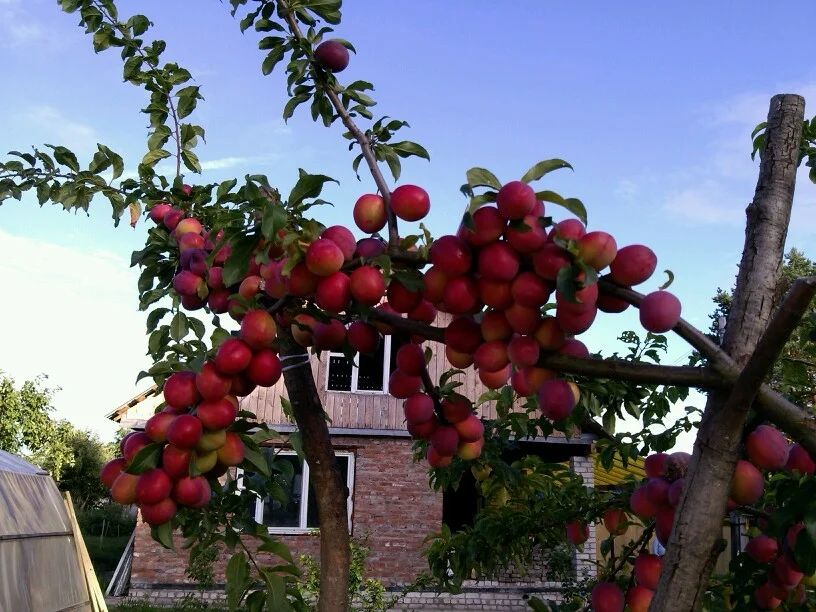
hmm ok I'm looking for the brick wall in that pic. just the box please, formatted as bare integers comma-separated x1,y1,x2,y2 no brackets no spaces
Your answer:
128,436,594,610
131,435,440,589
569,455,597,581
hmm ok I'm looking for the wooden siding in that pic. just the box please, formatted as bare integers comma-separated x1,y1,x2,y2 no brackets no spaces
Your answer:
114,311,564,435
241,311,545,431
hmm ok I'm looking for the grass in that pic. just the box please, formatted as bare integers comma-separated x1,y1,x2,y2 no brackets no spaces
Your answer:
110,597,222,611
83,532,131,590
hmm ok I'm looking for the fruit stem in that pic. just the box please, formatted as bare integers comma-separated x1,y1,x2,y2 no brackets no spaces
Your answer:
278,1,400,247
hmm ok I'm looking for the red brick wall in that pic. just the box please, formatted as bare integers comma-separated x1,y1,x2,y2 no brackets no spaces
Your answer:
131,435,441,588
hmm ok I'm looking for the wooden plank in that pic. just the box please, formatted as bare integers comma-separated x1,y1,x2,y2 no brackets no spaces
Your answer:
64,491,108,612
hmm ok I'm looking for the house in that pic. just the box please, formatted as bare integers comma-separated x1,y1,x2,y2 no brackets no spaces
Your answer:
108,312,600,611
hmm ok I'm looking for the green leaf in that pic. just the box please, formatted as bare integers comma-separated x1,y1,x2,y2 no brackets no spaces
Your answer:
50,146,80,173
141,149,171,168
556,265,577,304
241,445,272,478
521,159,573,184
188,317,206,340
262,46,287,76
264,573,291,612
222,233,260,287
128,14,151,36
176,91,200,119
151,521,175,550
181,150,202,173
170,311,189,341
125,442,163,475
217,178,238,200
148,125,172,151
658,270,675,291
283,94,311,122
257,538,294,563
390,140,430,161
467,191,497,214
226,552,251,610
466,167,502,190
146,307,170,332
287,171,338,208
99,145,124,180
261,204,288,240
536,190,587,225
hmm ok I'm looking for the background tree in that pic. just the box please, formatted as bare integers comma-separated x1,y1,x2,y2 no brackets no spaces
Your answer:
0,372,73,476
34,422,117,510
709,248,816,411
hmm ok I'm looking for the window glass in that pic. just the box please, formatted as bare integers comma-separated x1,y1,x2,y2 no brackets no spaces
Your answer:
356,341,386,391
327,354,353,391
261,455,302,528
306,455,350,528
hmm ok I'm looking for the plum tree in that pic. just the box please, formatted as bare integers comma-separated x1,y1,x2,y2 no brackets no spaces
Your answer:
4,2,816,612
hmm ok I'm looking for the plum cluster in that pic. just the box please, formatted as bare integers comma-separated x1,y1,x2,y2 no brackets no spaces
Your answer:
589,431,816,611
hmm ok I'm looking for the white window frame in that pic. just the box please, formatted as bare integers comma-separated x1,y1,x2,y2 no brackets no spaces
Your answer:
325,335,393,395
238,449,355,535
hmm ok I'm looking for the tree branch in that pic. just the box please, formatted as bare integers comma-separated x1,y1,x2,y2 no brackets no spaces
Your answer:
366,307,724,388
278,2,399,246
598,277,816,456
723,276,816,414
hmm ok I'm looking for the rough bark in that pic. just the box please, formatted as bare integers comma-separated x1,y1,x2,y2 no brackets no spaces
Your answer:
650,94,805,611
278,326,350,612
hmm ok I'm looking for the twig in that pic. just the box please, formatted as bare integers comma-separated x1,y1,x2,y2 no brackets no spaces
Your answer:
603,523,655,581
278,1,400,246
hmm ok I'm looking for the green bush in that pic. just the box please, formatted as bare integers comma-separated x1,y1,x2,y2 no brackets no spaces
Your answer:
77,502,136,537
297,536,402,612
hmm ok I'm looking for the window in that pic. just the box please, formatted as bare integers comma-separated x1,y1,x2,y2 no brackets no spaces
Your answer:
239,449,355,534
326,332,409,394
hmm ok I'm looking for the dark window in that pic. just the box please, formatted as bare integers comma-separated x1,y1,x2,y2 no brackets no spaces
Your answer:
327,355,353,391
326,332,411,394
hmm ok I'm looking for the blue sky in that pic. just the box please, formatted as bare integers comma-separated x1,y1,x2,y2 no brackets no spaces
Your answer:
2,0,816,445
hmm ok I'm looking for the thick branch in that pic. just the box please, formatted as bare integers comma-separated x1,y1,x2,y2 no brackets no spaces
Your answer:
279,3,399,246
367,307,724,388
599,278,816,456
651,93,805,612
723,276,816,413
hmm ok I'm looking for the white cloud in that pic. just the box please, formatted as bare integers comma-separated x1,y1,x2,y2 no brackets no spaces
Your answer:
661,82,816,227
200,156,249,171
0,0,51,49
663,180,746,226
615,179,638,202
0,229,154,440
17,105,99,157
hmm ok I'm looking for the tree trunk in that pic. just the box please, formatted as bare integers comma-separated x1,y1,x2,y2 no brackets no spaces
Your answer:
278,326,350,612
650,94,805,611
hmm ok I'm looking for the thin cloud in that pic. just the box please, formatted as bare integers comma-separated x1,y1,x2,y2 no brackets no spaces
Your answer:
0,0,52,49
16,105,99,157
662,82,816,226
663,181,746,226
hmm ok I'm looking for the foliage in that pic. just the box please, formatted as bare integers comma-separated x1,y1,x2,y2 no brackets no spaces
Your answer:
34,423,116,509
0,372,75,476
297,536,402,611
77,502,137,537
708,248,816,411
